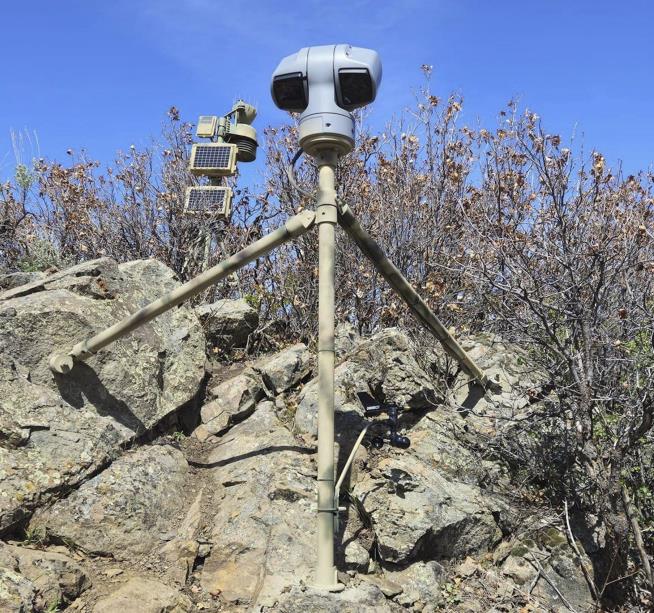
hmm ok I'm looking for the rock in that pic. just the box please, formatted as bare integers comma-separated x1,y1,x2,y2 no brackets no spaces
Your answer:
158,491,203,584
352,453,503,564
190,424,213,443
0,543,90,610
93,577,192,613
452,334,547,439
195,298,258,350
458,556,482,578
295,328,438,438
404,404,503,486
0,567,36,612
387,560,445,608
335,322,359,358
294,361,360,438
199,371,265,436
0,271,44,291
200,401,316,605
360,573,403,597
252,343,312,394
0,353,130,532
516,528,595,613
0,258,205,533
344,540,370,571
501,553,534,585
30,445,188,558
271,583,394,612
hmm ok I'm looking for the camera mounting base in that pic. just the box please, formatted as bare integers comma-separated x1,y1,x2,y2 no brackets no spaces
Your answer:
300,131,354,157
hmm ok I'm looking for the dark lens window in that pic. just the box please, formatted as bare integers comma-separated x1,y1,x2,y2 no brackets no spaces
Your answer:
272,73,307,111
338,68,373,108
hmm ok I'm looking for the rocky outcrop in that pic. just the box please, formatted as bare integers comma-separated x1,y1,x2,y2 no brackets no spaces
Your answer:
194,343,312,441
0,258,205,534
29,444,189,558
0,262,597,612
352,453,504,564
200,400,316,606
195,298,258,351
295,328,439,438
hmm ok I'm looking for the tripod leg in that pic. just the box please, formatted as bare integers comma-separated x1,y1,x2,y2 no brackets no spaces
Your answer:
49,210,316,374
337,203,490,388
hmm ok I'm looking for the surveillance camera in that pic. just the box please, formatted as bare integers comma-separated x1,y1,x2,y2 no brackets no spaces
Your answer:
271,44,382,156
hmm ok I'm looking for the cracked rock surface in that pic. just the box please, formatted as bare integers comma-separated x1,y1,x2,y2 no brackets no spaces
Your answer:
0,258,205,535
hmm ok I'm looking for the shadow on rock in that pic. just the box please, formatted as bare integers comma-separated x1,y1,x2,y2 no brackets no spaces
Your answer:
187,444,315,469
54,362,146,433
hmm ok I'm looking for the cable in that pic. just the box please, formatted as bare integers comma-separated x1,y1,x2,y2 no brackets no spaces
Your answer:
285,148,314,199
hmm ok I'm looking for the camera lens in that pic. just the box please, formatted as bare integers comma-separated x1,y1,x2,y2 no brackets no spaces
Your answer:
338,68,373,109
272,72,308,112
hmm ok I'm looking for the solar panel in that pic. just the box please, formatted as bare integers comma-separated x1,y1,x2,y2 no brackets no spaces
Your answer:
185,186,232,219
189,143,237,177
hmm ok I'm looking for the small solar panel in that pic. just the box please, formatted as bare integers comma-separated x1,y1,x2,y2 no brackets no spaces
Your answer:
189,143,237,177
185,186,232,219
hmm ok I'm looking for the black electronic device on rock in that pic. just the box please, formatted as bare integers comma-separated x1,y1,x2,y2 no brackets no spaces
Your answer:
356,391,411,449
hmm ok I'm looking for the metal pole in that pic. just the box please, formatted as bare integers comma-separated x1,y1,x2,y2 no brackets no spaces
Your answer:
49,210,316,374
338,203,491,388
314,150,342,591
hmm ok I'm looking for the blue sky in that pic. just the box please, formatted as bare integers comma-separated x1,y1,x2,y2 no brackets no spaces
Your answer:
1,1,652,186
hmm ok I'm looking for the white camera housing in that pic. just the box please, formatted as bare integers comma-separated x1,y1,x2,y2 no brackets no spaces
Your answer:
271,44,382,156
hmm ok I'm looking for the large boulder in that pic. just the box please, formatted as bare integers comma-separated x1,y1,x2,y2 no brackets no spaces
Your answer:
29,444,189,558
352,452,503,564
200,401,316,606
195,298,258,351
0,258,205,534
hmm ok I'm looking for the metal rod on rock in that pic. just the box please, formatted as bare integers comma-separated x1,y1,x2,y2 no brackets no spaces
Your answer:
337,202,490,388
49,210,316,374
